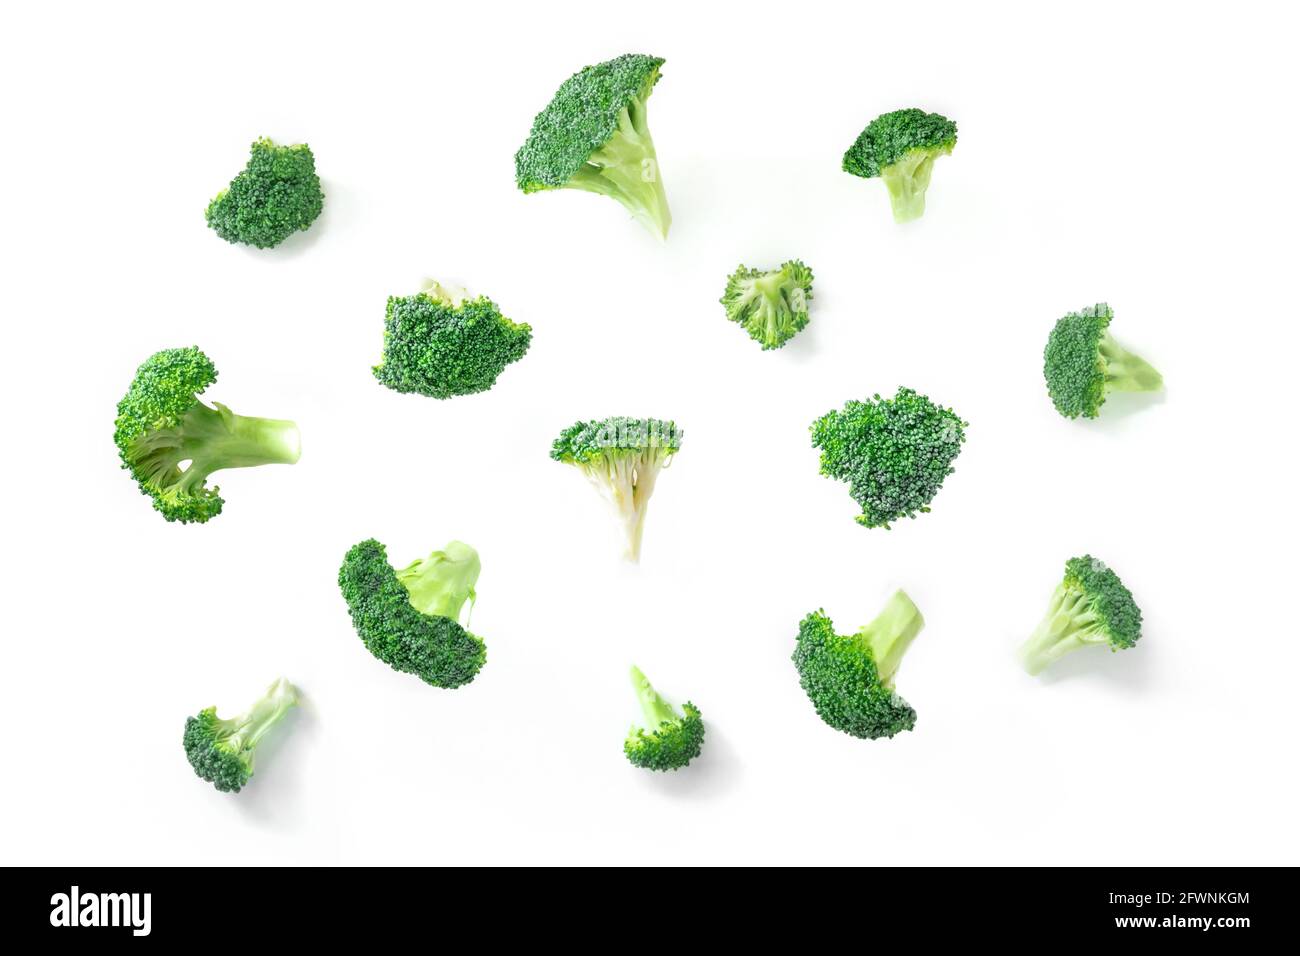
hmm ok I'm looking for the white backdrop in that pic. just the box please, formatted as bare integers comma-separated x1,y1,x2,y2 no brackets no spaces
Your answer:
3,1,1297,866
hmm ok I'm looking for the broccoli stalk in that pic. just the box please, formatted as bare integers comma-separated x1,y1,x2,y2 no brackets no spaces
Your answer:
1019,555,1143,675
395,540,480,621
183,678,299,794
624,667,705,771
550,417,682,562
879,147,944,223
566,93,671,240
1097,331,1164,393
515,54,672,240
858,589,925,686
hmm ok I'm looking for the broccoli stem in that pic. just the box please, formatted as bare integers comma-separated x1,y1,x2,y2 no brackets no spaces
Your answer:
880,148,940,223
578,449,670,562
567,98,671,239
1099,331,1164,393
630,666,676,728
144,401,299,493
855,590,925,685
226,678,299,755
1018,586,1107,675
395,542,480,621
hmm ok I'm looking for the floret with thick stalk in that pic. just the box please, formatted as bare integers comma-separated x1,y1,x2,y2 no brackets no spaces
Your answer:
842,109,957,222
624,667,704,771
183,678,299,793
720,259,814,350
113,346,300,523
1043,303,1163,419
338,538,486,689
1019,555,1143,675
515,54,672,239
794,591,925,740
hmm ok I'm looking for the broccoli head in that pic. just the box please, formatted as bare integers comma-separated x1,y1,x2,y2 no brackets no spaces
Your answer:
842,108,957,223
338,538,486,689
624,666,704,771
205,138,324,249
1019,555,1143,675
811,387,966,529
113,347,301,523
794,591,925,740
515,54,672,240
720,259,814,350
373,280,532,399
1043,303,1163,419
183,677,299,793
551,416,682,561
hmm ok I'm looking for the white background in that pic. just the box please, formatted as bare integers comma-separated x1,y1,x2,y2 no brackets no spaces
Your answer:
3,1,1297,866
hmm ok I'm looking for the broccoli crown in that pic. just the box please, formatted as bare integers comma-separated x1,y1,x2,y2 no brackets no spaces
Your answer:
183,678,298,794
1061,555,1143,648
550,416,682,463
842,108,958,180
205,138,324,249
811,387,966,529
720,259,814,350
1019,555,1143,674
515,54,664,192
624,667,705,771
338,538,486,689
793,591,924,740
113,346,300,523
1043,303,1163,419
373,281,532,399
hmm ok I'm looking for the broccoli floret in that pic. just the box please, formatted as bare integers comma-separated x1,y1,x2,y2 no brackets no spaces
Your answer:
811,387,966,529
720,259,814,350
1043,303,1163,419
183,678,299,793
338,538,486,689
113,347,301,523
794,591,925,740
624,666,704,771
515,54,672,240
842,109,957,223
373,280,532,399
205,138,324,249
550,416,682,561
1019,555,1143,675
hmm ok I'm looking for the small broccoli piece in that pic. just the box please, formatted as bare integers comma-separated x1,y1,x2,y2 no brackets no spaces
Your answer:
624,666,704,771
794,591,925,740
550,416,682,561
811,387,966,529
205,138,324,248
720,259,814,350
515,54,672,240
113,347,301,523
1043,303,1163,419
842,108,957,223
338,538,486,689
1019,555,1143,675
183,678,299,793
373,280,532,399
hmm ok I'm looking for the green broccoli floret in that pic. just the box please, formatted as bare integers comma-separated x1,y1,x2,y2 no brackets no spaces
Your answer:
811,387,966,529
205,138,324,248
183,678,299,793
373,280,532,399
794,591,925,740
1019,555,1143,675
515,54,672,240
1043,303,1163,419
338,538,486,689
624,666,704,771
720,259,814,350
842,109,957,223
550,416,683,562
113,347,301,523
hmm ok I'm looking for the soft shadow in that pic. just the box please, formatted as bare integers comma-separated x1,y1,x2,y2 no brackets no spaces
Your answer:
780,323,821,362
1090,388,1168,427
232,697,315,827
1032,638,1155,691
637,725,743,800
